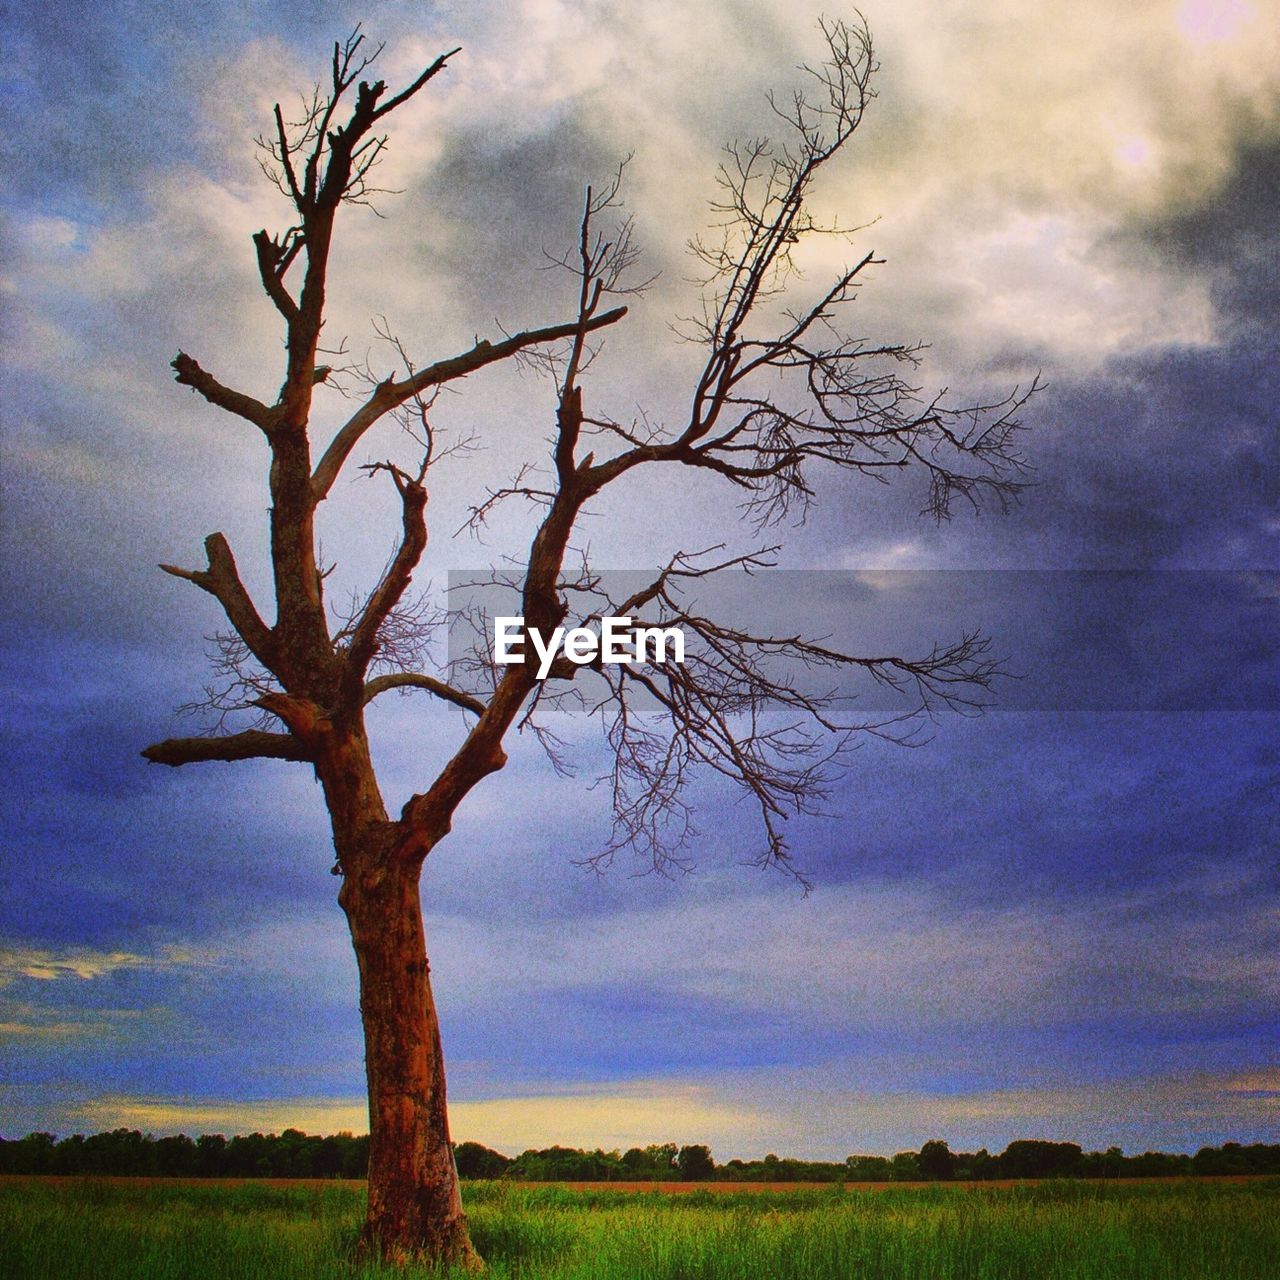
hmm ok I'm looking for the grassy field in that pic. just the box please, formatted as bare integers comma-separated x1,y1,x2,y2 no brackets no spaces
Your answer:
1,1176,1277,1279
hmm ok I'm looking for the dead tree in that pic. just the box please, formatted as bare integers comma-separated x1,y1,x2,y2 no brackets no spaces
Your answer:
144,19,1032,1268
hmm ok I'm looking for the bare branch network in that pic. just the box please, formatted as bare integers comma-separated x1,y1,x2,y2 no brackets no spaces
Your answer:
147,18,1033,885
139,18,1038,1264
447,549,1001,888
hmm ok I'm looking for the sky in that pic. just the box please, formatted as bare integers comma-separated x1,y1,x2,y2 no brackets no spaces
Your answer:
1,0,1277,1160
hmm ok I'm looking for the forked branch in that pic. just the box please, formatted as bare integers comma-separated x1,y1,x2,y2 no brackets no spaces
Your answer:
159,533,278,672
343,459,429,683
576,15,1032,527
311,308,626,501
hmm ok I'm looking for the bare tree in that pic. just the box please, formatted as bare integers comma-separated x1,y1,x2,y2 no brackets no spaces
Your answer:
144,19,1032,1268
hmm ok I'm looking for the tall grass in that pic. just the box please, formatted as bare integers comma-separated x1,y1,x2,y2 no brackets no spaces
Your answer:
1,1176,1275,1279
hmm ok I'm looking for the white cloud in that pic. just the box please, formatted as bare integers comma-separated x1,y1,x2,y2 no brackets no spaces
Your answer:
0,942,201,985
1176,0,1259,45
62,1080,760,1150
705,1064,1280,1156
452,1081,763,1153
69,1092,370,1137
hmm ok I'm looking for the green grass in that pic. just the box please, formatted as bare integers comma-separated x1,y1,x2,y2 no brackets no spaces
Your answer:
1,1177,1277,1279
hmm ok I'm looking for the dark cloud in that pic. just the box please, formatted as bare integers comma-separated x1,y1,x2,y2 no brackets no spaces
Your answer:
410,115,625,320
1129,132,1280,330
893,312,1279,572
804,710,1279,899
1008,132,1280,570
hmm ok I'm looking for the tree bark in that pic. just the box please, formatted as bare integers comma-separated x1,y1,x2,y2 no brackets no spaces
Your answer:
339,851,480,1269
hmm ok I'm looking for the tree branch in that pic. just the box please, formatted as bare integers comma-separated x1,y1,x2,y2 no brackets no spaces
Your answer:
363,672,486,716
252,229,303,325
142,730,312,767
344,462,428,681
311,307,627,501
159,533,278,672
371,48,460,122
171,352,279,434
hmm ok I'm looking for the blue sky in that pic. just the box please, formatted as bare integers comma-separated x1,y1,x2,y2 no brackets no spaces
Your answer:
1,0,1276,1159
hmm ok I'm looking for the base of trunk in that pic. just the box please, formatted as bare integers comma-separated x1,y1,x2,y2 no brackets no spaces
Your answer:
341,853,481,1271
359,1214,484,1271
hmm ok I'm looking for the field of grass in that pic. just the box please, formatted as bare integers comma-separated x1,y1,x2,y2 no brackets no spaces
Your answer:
2,1175,1277,1279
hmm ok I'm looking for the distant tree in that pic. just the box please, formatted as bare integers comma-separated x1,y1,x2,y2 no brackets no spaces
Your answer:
81,1129,155,1176
341,1134,371,1179
845,1154,892,1182
50,1133,86,1174
2,1128,1276,1182
966,1147,997,1181
154,1134,199,1176
677,1144,716,1180
506,1144,628,1181
196,1133,228,1177
453,1141,512,1180
1239,1143,1280,1175
141,17,1030,1266
315,1134,347,1178
917,1139,956,1180
1126,1150,1191,1178
14,1133,55,1174
620,1143,680,1178
999,1140,1084,1180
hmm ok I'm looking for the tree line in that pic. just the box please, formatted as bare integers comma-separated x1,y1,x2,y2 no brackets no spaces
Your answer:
2,1131,1277,1182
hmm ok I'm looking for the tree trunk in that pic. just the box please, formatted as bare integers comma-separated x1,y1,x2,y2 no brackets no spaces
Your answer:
339,857,481,1269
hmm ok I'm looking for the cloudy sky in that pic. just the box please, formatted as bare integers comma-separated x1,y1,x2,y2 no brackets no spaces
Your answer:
1,0,1276,1159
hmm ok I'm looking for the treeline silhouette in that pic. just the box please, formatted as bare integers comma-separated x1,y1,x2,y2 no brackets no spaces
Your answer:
3,1131,1278,1182
455,1139,1280,1182
0,1130,369,1179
